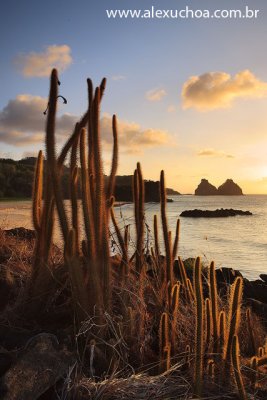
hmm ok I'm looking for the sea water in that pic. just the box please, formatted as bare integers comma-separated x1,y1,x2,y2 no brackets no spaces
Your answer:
0,195,266,280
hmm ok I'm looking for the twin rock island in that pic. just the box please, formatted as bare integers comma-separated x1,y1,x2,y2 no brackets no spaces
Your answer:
194,178,243,196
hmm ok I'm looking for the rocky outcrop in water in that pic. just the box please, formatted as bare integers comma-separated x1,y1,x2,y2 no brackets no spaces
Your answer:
180,208,252,218
195,179,218,195
195,178,243,195
195,179,243,196
217,179,243,195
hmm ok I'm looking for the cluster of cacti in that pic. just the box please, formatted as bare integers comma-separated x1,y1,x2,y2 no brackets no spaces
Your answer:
27,69,266,398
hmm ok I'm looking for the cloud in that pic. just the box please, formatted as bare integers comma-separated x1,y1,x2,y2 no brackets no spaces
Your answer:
167,105,176,113
182,70,267,111
197,148,234,158
15,45,72,77
0,96,172,154
111,75,126,81
146,88,167,102
101,114,172,154
0,94,76,146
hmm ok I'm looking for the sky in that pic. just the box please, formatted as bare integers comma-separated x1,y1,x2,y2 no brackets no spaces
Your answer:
1,0,267,193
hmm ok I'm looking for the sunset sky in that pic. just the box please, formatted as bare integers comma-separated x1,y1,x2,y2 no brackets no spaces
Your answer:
1,0,267,193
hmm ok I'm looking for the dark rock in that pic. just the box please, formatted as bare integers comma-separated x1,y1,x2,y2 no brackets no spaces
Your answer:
4,228,35,240
180,209,252,218
215,267,243,286
217,179,243,195
195,179,218,195
0,326,40,350
246,298,267,321
244,279,267,304
260,274,267,283
0,350,12,377
1,333,74,400
166,188,181,195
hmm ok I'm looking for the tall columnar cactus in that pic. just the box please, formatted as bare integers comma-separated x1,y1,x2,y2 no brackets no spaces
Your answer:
177,257,190,300
218,310,226,357
33,70,118,319
106,115,118,201
65,229,90,323
79,128,103,315
133,163,144,273
172,218,180,261
170,282,180,350
159,312,171,373
250,356,258,391
209,261,219,352
46,69,69,243
32,150,43,232
205,298,212,350
160,171,173,291
153,214,160,260
224,277,243,367
193,256,204,398
70,133,80,251
207,359,215,380
231,335,248,400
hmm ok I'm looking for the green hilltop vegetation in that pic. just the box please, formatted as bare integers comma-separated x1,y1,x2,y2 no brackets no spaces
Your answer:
0,158,180,200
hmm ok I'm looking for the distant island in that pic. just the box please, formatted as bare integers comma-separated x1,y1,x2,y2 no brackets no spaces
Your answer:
115,178,180,202
195,178,243,196
0,158,180,202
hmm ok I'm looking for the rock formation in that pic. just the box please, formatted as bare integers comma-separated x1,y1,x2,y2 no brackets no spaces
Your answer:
195,178,243,195
180,209,252,218
217,179,243,195
195,179,218,195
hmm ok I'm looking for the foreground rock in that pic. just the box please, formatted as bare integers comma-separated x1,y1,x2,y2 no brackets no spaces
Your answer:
1,333,74,400
180,208,252,218
4,227,36,240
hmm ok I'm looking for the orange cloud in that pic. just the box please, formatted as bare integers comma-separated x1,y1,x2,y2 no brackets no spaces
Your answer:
101,114,172,154
197,148,234,158
146,88,167,102
0,97,173,153
182,70,267,111
0,94,75,146
15,45,72,77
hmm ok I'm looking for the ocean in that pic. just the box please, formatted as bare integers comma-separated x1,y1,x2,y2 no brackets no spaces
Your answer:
1,195,266,280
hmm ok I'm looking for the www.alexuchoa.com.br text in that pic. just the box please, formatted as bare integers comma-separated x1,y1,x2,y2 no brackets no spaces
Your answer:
106,6,260,20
